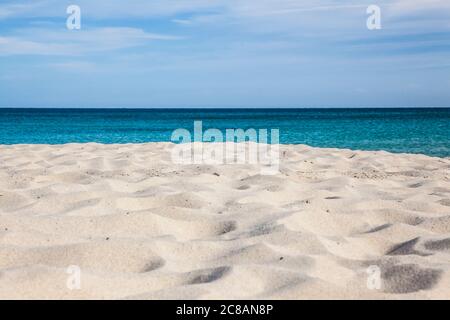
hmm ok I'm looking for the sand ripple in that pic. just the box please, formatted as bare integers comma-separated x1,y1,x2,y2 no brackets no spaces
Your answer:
0,143,449,299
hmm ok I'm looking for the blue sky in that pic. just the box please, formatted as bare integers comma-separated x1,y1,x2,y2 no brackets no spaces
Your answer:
0,0,449,108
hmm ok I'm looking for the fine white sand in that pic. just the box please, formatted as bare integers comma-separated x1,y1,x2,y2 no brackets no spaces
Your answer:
0,143,449,300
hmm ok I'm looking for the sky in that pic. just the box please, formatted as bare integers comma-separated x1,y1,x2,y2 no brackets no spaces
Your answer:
0,0,449,108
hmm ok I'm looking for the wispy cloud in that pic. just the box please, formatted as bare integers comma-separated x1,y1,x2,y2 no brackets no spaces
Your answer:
0,1,45,19
388,0,450,14
0,36,70,55
1,0,449,107
0,0,225,20
1,0,449,20
0,27,181,56
48,61,99,72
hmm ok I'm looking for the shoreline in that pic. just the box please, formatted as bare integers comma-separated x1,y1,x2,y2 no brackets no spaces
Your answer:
1,142,449,160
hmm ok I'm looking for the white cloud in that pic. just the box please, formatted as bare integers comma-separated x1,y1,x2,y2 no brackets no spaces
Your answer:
388,0,450,13
0,0,225,20
48,61,99,72
1,0,449,20
172,19,193,25
2,0,449,34
1,0,449,57
0,36,73,55
0,1,50,19
0,27,180,56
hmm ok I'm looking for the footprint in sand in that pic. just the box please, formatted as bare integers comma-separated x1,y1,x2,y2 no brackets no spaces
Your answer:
186,266,231,285
424,238,450,252
382,264,442,294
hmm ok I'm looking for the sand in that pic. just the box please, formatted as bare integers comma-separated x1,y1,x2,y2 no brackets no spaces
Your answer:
0,143,449,300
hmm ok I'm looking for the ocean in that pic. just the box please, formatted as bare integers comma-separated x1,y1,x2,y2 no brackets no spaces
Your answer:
0,108,449,157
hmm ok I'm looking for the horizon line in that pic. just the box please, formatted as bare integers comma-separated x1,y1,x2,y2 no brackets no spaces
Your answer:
1,106,450,110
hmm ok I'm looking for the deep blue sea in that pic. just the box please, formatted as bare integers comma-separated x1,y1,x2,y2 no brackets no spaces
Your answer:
0,108,449,157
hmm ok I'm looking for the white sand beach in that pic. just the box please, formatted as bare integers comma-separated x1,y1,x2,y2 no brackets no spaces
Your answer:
0,143,449,300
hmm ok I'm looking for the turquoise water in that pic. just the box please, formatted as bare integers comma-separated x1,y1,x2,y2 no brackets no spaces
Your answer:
0,108,449,157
